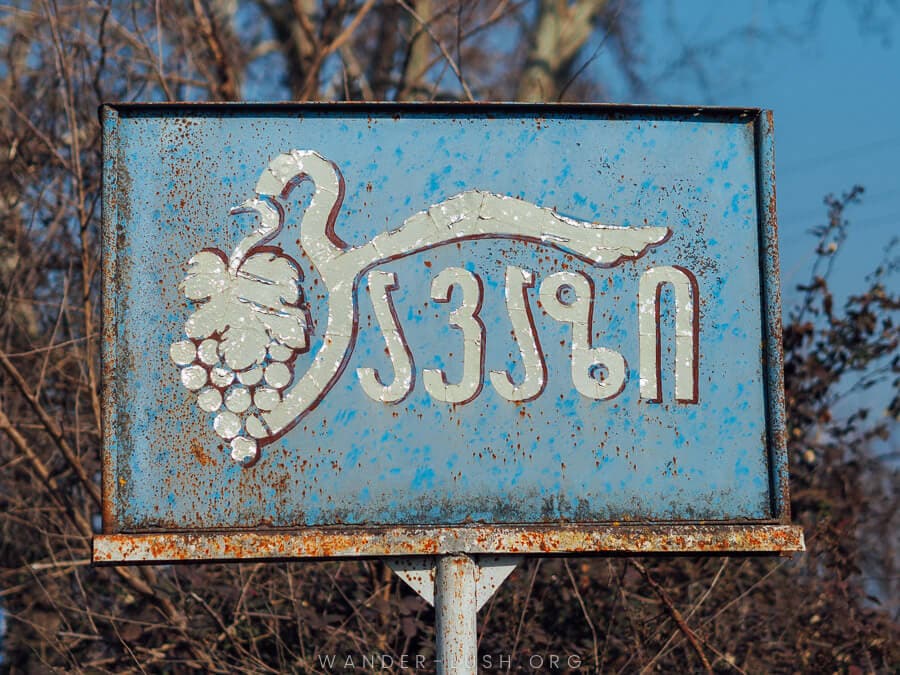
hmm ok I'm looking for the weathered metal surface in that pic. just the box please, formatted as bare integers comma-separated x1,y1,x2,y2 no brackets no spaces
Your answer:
97,103,802,561
757,110,793,520
93,524,803,562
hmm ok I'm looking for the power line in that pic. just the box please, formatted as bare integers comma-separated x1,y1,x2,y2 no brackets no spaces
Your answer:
779,186,900,223
779,135,900,174
778,210,900,247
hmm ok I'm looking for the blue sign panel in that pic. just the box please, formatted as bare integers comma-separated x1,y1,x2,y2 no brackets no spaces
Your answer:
96,104,802,562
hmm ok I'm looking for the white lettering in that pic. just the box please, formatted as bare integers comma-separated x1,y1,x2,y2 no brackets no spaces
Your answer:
540,270,626,400
357,270,415,403
350,263,699,408
638,265,699,403
423,267,485,403
490,266,546,401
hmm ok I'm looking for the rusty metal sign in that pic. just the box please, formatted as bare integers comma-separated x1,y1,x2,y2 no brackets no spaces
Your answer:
94,103,803,563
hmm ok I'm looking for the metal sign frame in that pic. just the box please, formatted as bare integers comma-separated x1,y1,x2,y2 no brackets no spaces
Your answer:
94,103,803,564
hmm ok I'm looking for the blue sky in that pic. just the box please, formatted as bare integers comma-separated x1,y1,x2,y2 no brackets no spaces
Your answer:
607,0,899,308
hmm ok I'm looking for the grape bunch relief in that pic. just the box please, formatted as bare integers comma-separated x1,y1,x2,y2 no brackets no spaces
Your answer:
171,201,308,463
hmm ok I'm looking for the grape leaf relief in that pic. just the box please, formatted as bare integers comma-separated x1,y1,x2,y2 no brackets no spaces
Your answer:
182,249,307,370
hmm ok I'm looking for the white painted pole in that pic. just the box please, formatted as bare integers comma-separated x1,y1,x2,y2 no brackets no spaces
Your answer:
435,554,478,674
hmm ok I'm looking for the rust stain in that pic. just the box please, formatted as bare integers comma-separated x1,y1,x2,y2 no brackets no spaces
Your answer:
190,437,212,466
93,524,805,564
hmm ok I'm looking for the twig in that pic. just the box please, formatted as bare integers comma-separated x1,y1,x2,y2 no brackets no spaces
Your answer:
0,92,71,170
0,406,94,537
190,591,280,673
29,558,92,571
563,559,601,673
557,0,624,101
643,559,736,672
5,334,95,357
413,0,527,90
599,560,624,671
508,559,541,671
154,0,168,99
192,0,240,100
338,44,375,100
686,558,729,622
702,559,788,625
43,0,104,432
36,269,70,400
633,560,713,674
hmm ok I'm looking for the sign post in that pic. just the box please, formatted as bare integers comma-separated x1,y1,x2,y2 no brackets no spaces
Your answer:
435,555,478,674
96,103,803,668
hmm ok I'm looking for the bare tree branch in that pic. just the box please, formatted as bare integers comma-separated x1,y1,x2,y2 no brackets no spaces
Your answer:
191,0,241,101
397,0,475,101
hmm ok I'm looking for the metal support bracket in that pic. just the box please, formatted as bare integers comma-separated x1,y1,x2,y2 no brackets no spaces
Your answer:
388,554,520,611
388,555,520,674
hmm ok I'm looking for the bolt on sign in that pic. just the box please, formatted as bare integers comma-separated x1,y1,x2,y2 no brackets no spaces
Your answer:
94,104,803,563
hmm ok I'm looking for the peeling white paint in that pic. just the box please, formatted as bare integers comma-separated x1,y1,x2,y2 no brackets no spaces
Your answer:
213,411,241,440
180,365,207,391
245,415,268,439
254,387,281,412
169,340,196,365
224,387,251,413
264,362,291,389
197,339,219,365
229,436,257,462
237,367,262,386
267,342,292,361
209,366,234,388
197,388,222,413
